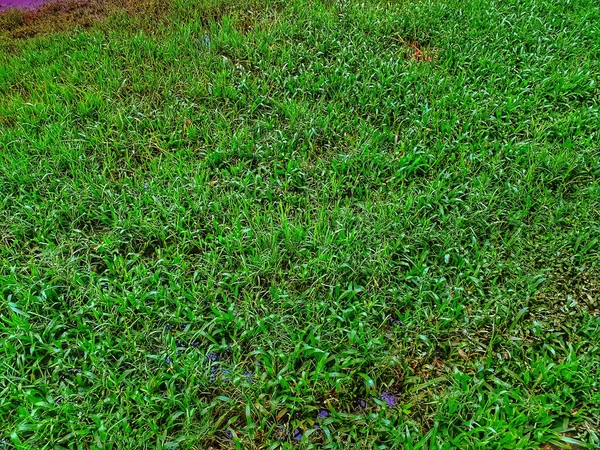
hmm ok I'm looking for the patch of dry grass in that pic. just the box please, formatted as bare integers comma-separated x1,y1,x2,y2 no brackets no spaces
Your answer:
0,0,169,38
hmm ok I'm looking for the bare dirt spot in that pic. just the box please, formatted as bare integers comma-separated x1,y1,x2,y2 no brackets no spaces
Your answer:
1,0,48,12
0,0,168,38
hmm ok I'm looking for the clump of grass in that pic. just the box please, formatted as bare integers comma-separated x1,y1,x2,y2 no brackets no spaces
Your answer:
0,0,599,448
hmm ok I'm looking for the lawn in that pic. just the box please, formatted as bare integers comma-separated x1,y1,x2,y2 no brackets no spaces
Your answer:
1,0,599,448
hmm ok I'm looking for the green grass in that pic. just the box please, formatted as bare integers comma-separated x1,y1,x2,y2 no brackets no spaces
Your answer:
1,0,600,448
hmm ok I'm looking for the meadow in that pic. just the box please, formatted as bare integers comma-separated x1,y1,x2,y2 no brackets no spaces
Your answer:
1,0,599,448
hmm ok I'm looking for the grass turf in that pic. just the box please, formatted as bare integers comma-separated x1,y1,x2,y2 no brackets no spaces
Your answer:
1,0,600,448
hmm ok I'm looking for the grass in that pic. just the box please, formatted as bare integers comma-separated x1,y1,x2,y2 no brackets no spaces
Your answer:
0,0,599,448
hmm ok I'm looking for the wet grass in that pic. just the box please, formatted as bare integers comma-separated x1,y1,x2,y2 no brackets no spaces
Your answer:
1,0,600,448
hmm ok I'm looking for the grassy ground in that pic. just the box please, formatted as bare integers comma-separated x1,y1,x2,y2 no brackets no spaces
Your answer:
1,0,600,448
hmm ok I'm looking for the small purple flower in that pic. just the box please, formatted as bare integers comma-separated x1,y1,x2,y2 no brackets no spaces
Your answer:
292,428,302,441
389,313,403,326
381,390,397,407
144,182,149,191
207,352,218,362
317,410,329,419
165,356,172,364
355,399,367,411
244,370,253,383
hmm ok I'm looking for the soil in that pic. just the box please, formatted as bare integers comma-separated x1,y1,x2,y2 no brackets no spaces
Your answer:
1,0,52,11
0,0,168,38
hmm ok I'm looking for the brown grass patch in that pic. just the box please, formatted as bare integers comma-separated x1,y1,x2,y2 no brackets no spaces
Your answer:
0,0,169,38
390,34,439,63
405,40,439,62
